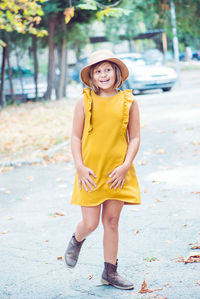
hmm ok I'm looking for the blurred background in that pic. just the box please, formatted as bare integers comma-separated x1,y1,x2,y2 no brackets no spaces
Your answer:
0,0,199,163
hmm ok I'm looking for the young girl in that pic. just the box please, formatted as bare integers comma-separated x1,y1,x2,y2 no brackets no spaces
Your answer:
65,49,141,290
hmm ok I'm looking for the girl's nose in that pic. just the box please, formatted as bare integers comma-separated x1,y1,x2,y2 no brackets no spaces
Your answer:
101,71,107,77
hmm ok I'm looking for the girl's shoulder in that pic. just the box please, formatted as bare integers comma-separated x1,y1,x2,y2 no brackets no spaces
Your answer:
82,87,91,97
123,89,136,103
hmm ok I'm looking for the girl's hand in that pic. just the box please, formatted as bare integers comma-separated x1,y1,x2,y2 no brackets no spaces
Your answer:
107,163,130,190
77,165,97,192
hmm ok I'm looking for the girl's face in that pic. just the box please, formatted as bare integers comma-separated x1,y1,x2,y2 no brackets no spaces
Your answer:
92,62,116,91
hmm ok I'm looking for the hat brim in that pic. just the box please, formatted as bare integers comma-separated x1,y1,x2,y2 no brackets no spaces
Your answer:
80,57,129,87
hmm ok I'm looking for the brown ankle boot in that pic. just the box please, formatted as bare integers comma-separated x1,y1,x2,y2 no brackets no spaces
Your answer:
101,260,134,290
64,233,85,268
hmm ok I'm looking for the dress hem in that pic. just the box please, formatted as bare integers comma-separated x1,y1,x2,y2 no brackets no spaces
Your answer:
70,197,141,207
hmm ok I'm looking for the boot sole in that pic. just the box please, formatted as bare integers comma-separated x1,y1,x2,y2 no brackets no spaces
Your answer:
64,255,77,268
101,279,134,290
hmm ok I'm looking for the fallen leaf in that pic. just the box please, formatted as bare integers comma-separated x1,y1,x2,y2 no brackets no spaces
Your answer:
139,280,154,293
0,166,13,173
166,240,172,245
4,190,11,194
156,199,163,202
57,256,63,260
144,257,159,262
192,140,200,146
0,230,9,234
155,149,166,154
189,241,199,245
152,180,160,184
56,177,63,182
135,229,140,234
43,155,50,161
88,275,93,280
177,252,200,263
8,217,14,220
55,212,65,216
185,127,193,130
27,176,34,181
183,224,188,227
191,245,200,249
190,191,200,195
137,160,147,166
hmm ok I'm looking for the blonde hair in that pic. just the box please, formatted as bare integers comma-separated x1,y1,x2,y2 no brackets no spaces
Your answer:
89,61,123,94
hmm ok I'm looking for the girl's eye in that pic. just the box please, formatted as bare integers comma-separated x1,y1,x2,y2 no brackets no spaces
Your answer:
106,68,111,72
95,70,100,74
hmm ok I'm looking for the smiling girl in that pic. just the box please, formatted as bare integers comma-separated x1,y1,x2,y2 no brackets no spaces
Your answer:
64,50,141,290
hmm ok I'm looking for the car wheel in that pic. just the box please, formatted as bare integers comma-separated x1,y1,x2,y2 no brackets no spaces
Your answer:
162,87,172,92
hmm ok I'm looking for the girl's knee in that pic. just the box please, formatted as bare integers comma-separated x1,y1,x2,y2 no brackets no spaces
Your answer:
84,220,99,233
102,215,119,231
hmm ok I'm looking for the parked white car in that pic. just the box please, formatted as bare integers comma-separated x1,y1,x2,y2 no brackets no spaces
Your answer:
3,67,47,102
117,53,178,93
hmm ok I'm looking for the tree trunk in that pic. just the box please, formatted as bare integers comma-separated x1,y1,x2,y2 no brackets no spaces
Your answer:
57,16,67,100
63,46,68,97
46,16,56,100
15,49,25,99
0,41,7,108
6,34,15,104
32,35,38,100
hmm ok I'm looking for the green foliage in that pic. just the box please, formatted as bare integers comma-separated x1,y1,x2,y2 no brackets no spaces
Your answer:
0,0,48,43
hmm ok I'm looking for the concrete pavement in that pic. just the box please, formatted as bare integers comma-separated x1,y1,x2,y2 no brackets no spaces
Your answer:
0,73,200,298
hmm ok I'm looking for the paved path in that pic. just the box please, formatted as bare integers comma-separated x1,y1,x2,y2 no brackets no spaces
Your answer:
0,73,200,298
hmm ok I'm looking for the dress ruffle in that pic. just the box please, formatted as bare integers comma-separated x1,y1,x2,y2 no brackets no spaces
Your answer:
121,89,134,135
83,87,93,133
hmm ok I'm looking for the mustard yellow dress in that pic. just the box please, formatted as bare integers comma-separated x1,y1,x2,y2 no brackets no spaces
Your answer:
71,88,141,206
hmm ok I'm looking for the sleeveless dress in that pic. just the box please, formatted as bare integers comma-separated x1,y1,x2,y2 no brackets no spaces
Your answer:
71,88,141,206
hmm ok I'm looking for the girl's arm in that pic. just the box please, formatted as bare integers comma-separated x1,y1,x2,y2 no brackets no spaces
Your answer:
71,95,96,192
107,99,140,189
123,98,140,168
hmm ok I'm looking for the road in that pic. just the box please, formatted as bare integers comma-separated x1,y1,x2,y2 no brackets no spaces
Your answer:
0,70,200,299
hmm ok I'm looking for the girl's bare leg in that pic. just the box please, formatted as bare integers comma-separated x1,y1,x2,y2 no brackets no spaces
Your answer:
75,205,101,242
102,200,124,264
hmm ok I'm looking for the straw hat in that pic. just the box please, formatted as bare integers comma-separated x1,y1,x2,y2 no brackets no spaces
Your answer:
80,49,129,87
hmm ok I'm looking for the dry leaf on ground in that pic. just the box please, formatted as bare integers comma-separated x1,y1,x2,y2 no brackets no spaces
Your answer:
57,256,63,260
55,212,65,216
190,245,200,249
88,275,93,280
0,167,14,173
190,191,200,195
139,280,154,293
144,257,159,262
155,149,166,154
177,252,200,263
152,180,160,184
0,230,9,234
0,100,74,162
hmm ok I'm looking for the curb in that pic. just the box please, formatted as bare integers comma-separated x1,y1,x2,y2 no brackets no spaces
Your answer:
0,140,70,168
